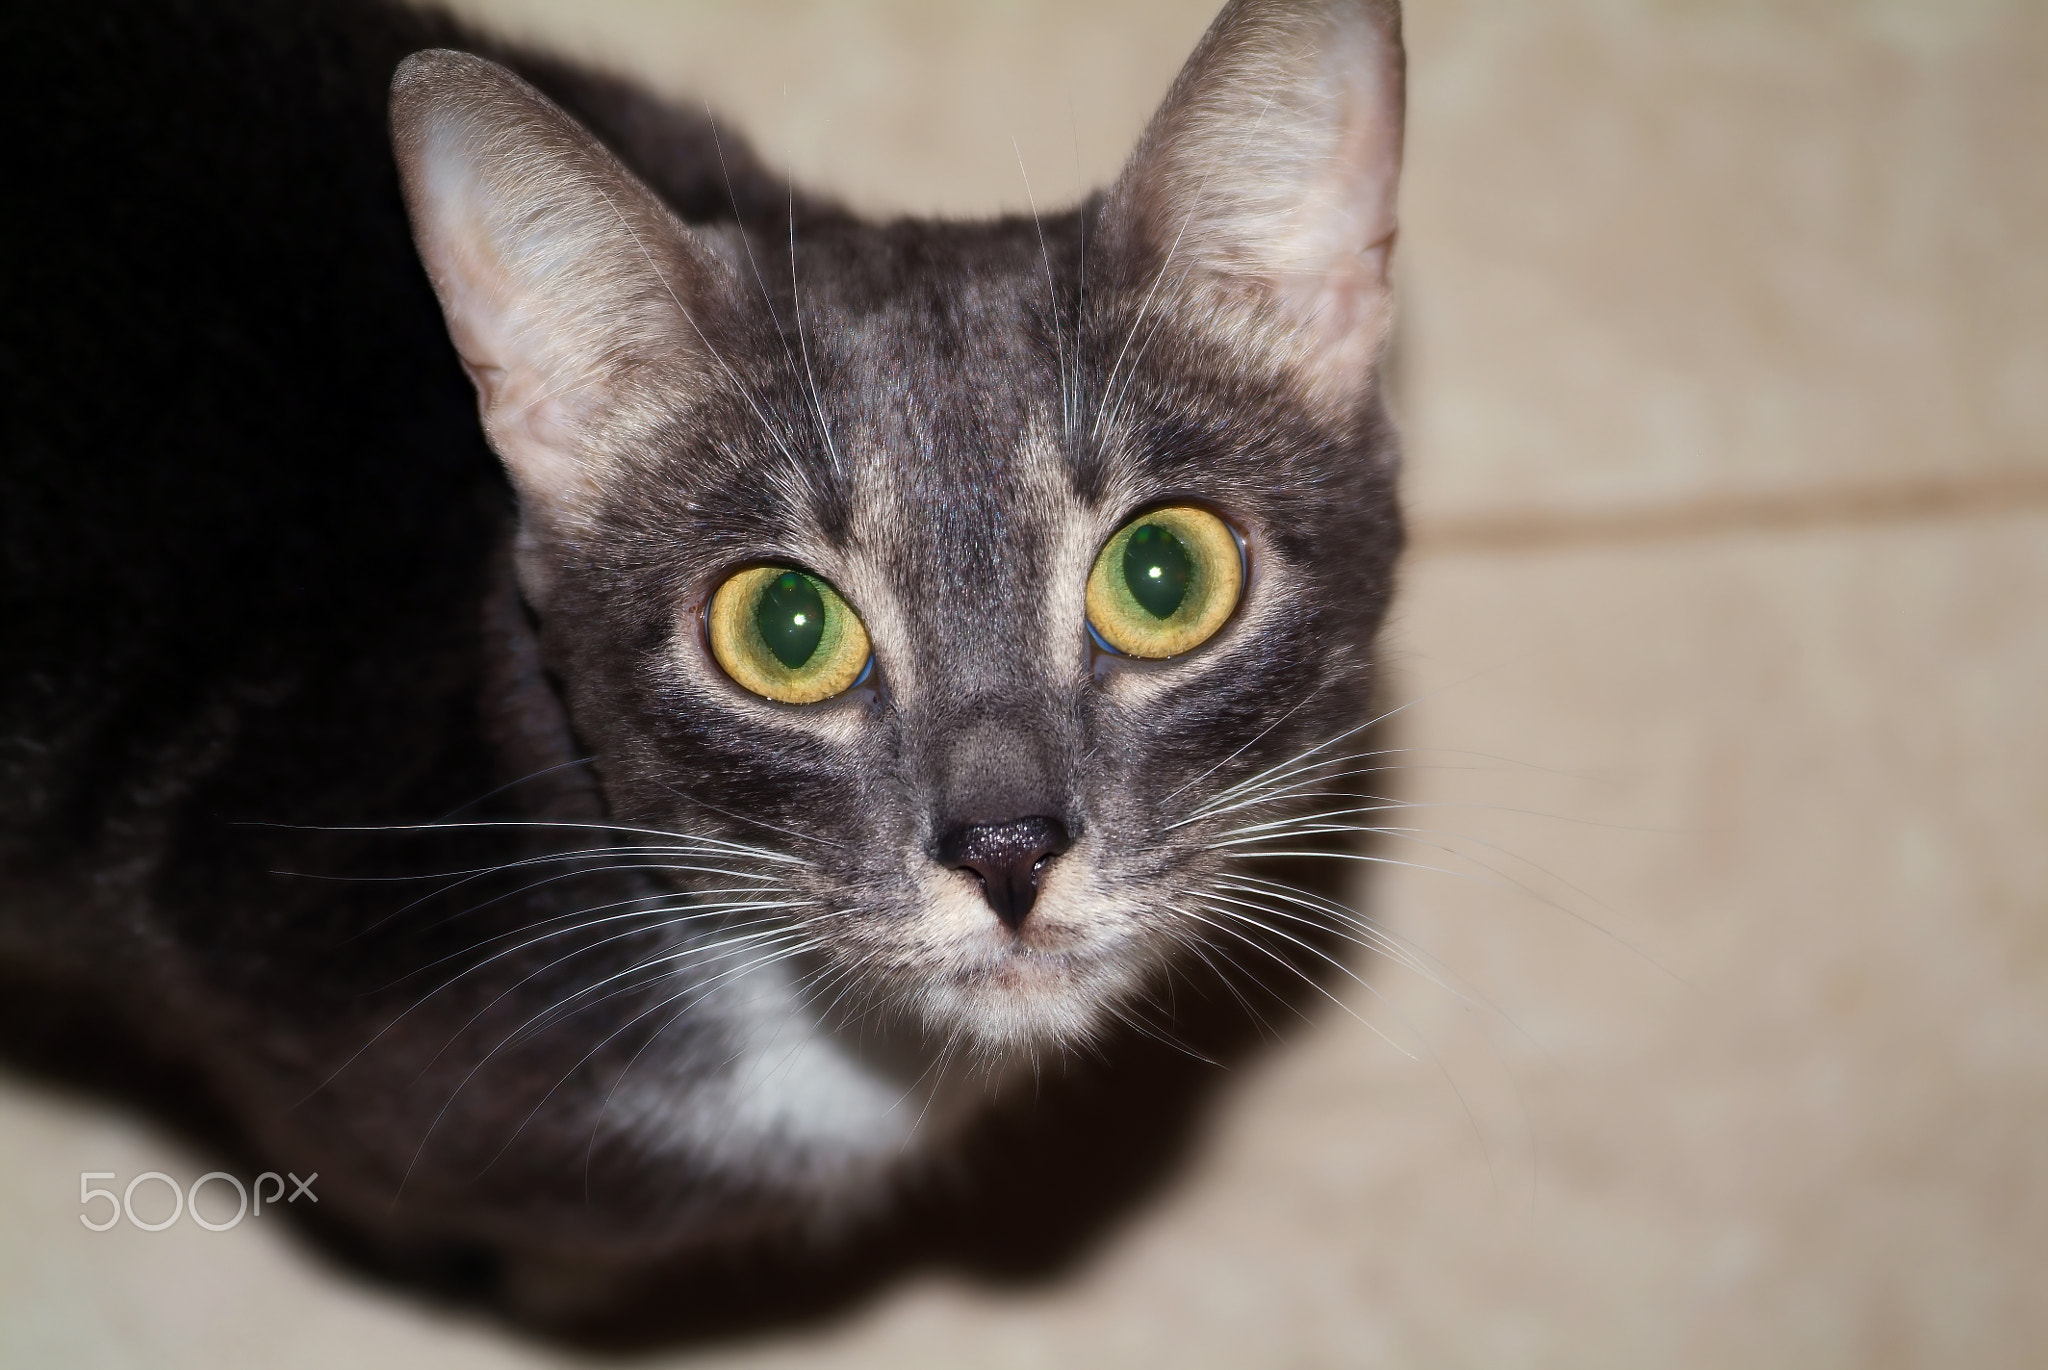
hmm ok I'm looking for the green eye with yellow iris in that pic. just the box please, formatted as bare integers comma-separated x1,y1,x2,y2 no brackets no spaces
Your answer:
1085,505,1243,658
708,567,871,704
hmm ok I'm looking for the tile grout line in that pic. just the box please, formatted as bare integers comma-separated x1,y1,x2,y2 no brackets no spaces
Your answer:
1406,467,2048,557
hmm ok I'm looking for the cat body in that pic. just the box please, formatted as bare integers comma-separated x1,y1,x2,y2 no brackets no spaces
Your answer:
2,0,1405,1312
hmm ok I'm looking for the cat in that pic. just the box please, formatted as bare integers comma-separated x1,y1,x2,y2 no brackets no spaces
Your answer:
2,0,1404,1327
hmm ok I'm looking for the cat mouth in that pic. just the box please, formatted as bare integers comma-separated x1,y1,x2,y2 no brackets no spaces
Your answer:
961,937,1093,980
919,961,1134,1051
909,919,1150,1050
842,854,1152,1046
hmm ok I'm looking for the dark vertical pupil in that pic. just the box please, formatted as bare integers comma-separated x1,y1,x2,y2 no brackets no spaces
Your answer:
1123,524,1193,619
756,572,827,668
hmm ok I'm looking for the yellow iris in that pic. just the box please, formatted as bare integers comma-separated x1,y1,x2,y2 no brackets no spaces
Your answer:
1085,505,1243,658
707,566,871,704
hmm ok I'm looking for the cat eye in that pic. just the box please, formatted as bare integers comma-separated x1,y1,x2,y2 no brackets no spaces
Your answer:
707,566,872,704
1085,505,1244,659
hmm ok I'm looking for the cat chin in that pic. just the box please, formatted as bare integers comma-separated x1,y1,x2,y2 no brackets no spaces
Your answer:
909,951,1147,1059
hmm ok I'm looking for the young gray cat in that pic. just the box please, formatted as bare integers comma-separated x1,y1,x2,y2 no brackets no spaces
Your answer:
2,0,1403,1325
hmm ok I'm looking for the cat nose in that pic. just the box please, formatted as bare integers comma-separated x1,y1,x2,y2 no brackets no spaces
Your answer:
936,816,1072,930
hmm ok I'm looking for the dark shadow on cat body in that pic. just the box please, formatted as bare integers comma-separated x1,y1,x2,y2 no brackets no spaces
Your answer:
0,836,1388,1350
1,0,1408,1346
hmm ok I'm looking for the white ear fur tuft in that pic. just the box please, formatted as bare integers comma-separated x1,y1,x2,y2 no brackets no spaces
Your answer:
1106,0,1405,407
390,51,729,521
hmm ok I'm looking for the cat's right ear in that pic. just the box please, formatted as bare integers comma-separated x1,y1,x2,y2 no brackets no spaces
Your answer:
390,51,732,536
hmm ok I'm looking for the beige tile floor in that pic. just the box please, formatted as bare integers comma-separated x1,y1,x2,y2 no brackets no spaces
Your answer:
4,1,2043,1365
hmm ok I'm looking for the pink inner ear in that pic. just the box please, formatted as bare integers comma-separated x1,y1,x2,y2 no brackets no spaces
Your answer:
406,141,600,510
426,201,519,382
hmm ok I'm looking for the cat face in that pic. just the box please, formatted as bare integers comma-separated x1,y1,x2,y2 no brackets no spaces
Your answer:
394,0,1405,1061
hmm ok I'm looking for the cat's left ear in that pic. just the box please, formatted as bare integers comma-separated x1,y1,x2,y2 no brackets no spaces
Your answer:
1102,0,1404,411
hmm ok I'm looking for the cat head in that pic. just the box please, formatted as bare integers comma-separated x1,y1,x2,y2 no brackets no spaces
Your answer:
392,0,1405,1063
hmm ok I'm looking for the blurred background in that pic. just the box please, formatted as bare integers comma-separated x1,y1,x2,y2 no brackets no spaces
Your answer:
4,0,2043,1364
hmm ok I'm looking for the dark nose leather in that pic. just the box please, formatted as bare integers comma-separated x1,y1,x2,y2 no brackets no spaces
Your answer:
936,816,1072,930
